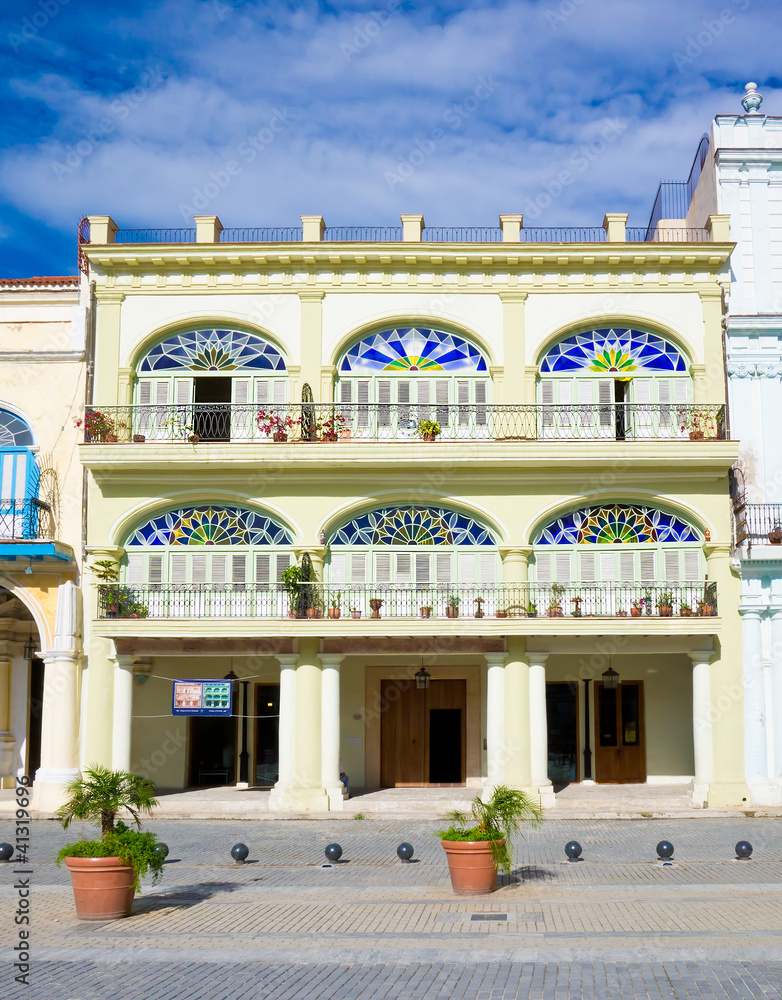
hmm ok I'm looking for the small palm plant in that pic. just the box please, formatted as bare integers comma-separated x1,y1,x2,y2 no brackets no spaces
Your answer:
437,784,543,877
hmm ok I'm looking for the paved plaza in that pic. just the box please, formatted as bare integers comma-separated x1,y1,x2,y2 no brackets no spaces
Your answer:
2,817,782,998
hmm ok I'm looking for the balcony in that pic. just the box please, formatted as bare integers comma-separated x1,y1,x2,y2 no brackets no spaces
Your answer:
97,581,718,621
734,503,782,551
0,499,55,540
81,403,728,445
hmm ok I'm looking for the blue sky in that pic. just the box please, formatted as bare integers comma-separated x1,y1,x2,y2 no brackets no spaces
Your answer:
0,0,780,277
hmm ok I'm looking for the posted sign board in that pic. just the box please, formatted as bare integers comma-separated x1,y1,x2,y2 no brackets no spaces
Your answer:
172,679,233,717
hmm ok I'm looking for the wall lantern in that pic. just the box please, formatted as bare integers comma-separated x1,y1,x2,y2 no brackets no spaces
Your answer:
23,632,36,661
414,664,430,690
601,665,620,690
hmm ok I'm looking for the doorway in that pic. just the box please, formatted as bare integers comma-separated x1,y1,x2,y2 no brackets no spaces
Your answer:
193,377,232,442
188,715,236,786
546,682,579,786
26,657,44,780
614,379,628,441
380,678,466,786
594,680,646,783
254,684,280,787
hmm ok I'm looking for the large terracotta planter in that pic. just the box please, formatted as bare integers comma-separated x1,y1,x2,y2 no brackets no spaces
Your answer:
64,856,135,920
441,839,503,895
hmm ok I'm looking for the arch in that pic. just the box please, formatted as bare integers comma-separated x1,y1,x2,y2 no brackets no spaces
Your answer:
0,409,34,448
537,325,689,375
337,325,488,375
124,504,294,547
136,327,286,375
330,504,497,546
0,577,52,649
128,318,290,374
534,503,700,545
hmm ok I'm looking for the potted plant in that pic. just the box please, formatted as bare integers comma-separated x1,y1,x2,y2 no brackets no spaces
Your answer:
644,588,653,615
656,591,674,617
547,583,565,618
769,524,782,545
420,605,433,619
418,418,441,443
132,434,146,443
350,606,362,619
495,608,508,619
328,593,341,619
368,598,383,618
679,406,715,441
630,598,644,618
473,596,484,618
526,602,538,618
56,766,164,920
281,564,303,617
616,608,628,617
437,784,543,895
75,410,126,444
571,595,582,617
317,412,346,443
256,409,300,443
446,594,460,618
680,603,692,617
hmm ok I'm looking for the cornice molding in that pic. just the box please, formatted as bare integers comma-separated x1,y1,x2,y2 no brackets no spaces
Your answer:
0,351,84,363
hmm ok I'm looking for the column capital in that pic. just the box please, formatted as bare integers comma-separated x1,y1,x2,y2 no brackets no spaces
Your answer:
110,654,136,669
689,648,715,666
319,653,343,668
276,653,300,668
39,649,80,665
484,652,507,668
527,652,549,667
298,289,325,302
498,291,528,303
704,542,731,559
499,545,533,559
739,606,766,619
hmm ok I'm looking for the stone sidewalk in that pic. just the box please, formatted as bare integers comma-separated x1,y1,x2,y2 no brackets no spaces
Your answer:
2,817,782,998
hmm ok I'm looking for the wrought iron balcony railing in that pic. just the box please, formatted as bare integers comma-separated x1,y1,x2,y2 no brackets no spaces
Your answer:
733,503,782,549
97,581,718,620
81,403,727,445
0,499,54,540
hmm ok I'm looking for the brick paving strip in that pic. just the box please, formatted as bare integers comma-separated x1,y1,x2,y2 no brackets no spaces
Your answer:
3,818,782,998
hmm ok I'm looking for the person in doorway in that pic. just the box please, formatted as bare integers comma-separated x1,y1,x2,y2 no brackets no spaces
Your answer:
340,765,350,797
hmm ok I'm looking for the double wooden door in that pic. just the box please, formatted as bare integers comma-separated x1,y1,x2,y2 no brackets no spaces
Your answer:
380,679,466,787
594,680,646,783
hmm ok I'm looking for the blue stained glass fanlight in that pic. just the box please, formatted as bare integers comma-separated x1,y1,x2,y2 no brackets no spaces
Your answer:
539,328,687,374
339,328,488,373
535,505,699,545
0,411,34,447
139,329,286,373
331,506,495,546
127,506,293,546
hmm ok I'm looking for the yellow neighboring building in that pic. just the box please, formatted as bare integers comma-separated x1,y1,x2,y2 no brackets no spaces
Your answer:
71,208,745,813
0,275,85,807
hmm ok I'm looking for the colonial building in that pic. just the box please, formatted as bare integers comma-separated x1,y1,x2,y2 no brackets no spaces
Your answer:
676,84,782,805
66,201,746,814
0,275,85,810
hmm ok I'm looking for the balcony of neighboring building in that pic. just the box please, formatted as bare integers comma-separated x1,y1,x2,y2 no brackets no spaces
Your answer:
733,503,782,558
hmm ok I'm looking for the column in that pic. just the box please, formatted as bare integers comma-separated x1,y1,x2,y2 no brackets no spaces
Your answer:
770,610,782,787
690,649,714,806
499,293,528,404
111,655,135,772
484,653,506,788
0,657,15,779
298,291,325,400
528,652,554,806
503,637,533,792
269,654,298,811
291,637,328,811
499,545,532,612
320,654,345,809
699,289,726,403
741,609,775,802
92,291,125,404
32,651,81,812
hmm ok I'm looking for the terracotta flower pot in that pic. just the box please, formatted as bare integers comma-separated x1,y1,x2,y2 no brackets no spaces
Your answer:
441,839,503,895
420,608,432,618
306,607,321,619
681,608,692,617
495,610,508,618
368,599,383,618
769,532,782,545
422,433,436,443
328,607,340,619
689,430,704,440
132,434,146,443
658,606,673,617
351,610,362,619
630,607,642,617
64,856,135,920
445,606,459,618
273,431,288,442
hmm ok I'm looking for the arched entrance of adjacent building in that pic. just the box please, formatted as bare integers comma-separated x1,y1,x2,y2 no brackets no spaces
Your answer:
0,587,43,785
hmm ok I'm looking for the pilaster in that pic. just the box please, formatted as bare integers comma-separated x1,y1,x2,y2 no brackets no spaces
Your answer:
93,292,125,405
298,291,325,401
499,292,528,404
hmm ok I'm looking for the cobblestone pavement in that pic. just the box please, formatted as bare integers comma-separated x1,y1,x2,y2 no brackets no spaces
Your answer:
2,818,782,998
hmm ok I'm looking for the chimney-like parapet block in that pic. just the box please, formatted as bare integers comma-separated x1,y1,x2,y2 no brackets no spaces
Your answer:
193,216,223,243
301,215,326,242
87,216,118,245
401,214,424,242
602,213,628,242
499,214,523,242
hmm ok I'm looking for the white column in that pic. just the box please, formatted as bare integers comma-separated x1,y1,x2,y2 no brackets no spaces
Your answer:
320,653,345,810
0,657,15,779
111,655,135,772
690,649,714,806
528,653,554,807
770,610,782,786
32,650,81,812
741,609,775,802
484,653,506,789
270,654,298,808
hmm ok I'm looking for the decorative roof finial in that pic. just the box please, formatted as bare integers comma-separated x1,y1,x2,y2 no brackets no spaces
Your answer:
741,82,763,115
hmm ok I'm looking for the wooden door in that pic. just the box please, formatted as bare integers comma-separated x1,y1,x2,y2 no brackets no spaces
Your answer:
380,679,466,787
594,681,646,783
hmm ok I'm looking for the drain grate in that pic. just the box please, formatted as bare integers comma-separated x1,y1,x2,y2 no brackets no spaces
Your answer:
471,913,507,922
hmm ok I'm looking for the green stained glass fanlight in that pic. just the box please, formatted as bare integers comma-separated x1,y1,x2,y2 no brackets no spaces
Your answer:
536,504,699,545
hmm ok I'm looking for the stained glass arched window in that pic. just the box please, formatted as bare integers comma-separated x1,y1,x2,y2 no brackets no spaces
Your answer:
0,411,34,448
339,328,488,373
123,505,294,591
532,503,702,587
328,505,499,591
139,329,286,373
540,329,687,374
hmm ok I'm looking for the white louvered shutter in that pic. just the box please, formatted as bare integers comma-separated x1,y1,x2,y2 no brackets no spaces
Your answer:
541,380,554,427
375,552,391,583
475,381,488,427
598,380,613,429
255,553,271,585
684,549,700,581
674,379,688,404
457,380,469,425
13,457,25,499
658,379,672,427
599,552,616,581
350,552,367,584
138,381,152,405
273,380,286,404
191,554,207,585
619,552,634,581
231,555,246,584
555,552,572,584
356,380,370,429
378,381,391,427
578,379,593,430
171,554,187,584
480,552,496,582
436,553,451,583
664,550,680,582
396,553,412,583
147,555,163,585
275,553,291,581
173,380,189,404
580,551,596,583
255,380,269,405
330,553,347,584
460,552,476,583
211,554,227,584
1,455,12,497
633,379,652,438
639,550,655,582
535,552,552,583
127,554,144,585
233,380,250,405
415,554,430,583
